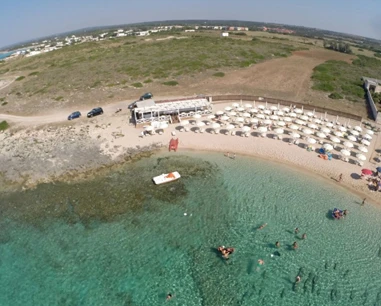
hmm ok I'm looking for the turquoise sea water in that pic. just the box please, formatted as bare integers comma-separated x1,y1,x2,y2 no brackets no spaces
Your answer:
0,151,381,305
0,52,13,60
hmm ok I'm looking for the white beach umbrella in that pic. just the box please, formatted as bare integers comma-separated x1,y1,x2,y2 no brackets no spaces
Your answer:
356,154,366,161
196,121,205,127
289,112,297,118
229,111,237,116
294,119,305,125
242,112,251,118
221,115,230,121
321,127,330,134
289,124,299,130
193,114,202,119
302,128,313,135
263,109,272,115
249,108,258,113
306,112,314,117
256,114,265,119
365,129,374,135
323,143,333,151
216,111,224,115
263,119,272,125
316,132,326,138
274,128,284,134
291,132,300,138
300,115,309,121
343,141,354,148
334,131,343,137
225,124,235,130
180,120,190,127
350,130,360,136
277,111,284,116
235,117,244,123
326,122,334,128
282,107,290,112
224,106,232,112
340,149,351,157
270,106,278,111
338,126,347,132
363,133,372,140
244,103,253,108
358,146,368,153
232,102,240,108
307,138,317,144
257,126,268,133
211,123,221,129
241,126,251,133
237,107,245,112
257,104,265,110
361,139,370,146
330,136,341,144
354,125,362,132
250,118,259,124
314,119,322,124
270,115,279,121
283,117,292,122
277,121,286,127
347,135,357,142
294,108,303,114
308,123,318,130
207,114,216,120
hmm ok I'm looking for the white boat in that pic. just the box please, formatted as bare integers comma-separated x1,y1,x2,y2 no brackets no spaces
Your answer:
153,172,181,185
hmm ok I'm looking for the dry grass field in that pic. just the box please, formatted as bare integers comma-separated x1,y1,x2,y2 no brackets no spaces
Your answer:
0,31,374,118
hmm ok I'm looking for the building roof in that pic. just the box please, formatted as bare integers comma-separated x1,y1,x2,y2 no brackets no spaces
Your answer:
134,98,210,113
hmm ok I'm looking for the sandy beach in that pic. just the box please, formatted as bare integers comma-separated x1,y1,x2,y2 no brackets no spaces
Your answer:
0,100,380,205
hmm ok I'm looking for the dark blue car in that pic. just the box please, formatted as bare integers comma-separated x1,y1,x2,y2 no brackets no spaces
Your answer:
68,111,81,120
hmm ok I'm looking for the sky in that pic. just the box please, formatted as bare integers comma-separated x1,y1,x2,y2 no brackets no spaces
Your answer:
1,0,380,48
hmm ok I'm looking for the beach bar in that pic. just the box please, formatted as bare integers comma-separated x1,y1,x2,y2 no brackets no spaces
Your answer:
131,97,212,126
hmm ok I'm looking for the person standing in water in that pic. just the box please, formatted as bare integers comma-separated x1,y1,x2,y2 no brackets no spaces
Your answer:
295,276,301,283
166,293,173,301
294,228,299,234
275,241,280,248
302,233,307,240
293,242,298,250
361,198,366,206
338,173,343,182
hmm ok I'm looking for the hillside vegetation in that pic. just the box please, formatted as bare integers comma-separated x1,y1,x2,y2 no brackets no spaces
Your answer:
2,35,298,97
311,55,381,102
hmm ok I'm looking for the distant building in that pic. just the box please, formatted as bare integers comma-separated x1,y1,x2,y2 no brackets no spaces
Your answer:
185,29,195,32
135,31,150,36
221,32,229,37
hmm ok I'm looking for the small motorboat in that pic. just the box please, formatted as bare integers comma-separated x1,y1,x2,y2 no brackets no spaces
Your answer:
153,171,181,185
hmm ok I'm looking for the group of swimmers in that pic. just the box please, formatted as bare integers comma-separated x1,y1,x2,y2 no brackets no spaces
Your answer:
217,246,235,259
259,225,306,251
332,209,348,220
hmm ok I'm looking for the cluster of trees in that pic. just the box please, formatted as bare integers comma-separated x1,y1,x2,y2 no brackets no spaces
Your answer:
323,40,353,54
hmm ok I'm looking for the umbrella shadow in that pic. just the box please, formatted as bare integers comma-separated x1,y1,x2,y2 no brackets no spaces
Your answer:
350,173,361,180
205,128,215,134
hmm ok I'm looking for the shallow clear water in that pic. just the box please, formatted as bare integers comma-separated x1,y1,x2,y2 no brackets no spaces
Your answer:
0,152,381,305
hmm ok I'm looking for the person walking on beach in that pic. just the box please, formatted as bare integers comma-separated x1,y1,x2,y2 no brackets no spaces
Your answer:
361,198,366,206
338,173,343,182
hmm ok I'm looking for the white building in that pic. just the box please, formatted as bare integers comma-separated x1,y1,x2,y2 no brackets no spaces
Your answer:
221,32,229,37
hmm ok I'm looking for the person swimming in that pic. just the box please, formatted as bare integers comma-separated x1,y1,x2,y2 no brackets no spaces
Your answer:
166,293,173,301
275,241,280,248
302,233,307,240
258,223,268,230
293,241,298,250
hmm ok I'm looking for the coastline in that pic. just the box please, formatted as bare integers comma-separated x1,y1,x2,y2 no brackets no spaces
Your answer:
0,101,380,207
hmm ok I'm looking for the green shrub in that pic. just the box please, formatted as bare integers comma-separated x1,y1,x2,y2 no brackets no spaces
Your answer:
28,71,39,76
53,96,64,101
328,92,343,99
213,72,225,77
15,76,25,81
375,53,381,58
143,79,153,83
162,80,178,86
0,120,9,130
1,102,7,106
131,82,143,88
358,48,364,51
0,68,9,74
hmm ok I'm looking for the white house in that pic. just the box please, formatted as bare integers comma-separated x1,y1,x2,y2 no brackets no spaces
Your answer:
185,29,195,32
221,32,229,37
135,31,150,36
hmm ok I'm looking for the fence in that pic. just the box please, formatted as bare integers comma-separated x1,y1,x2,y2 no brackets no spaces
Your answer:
209,95,363,122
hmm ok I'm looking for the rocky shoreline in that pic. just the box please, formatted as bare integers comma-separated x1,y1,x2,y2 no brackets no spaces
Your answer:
0,123,164,191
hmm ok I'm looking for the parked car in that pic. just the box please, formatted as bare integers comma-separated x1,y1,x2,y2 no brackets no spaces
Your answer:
68,111,81,120
87,107,104,118
139,92,153,100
